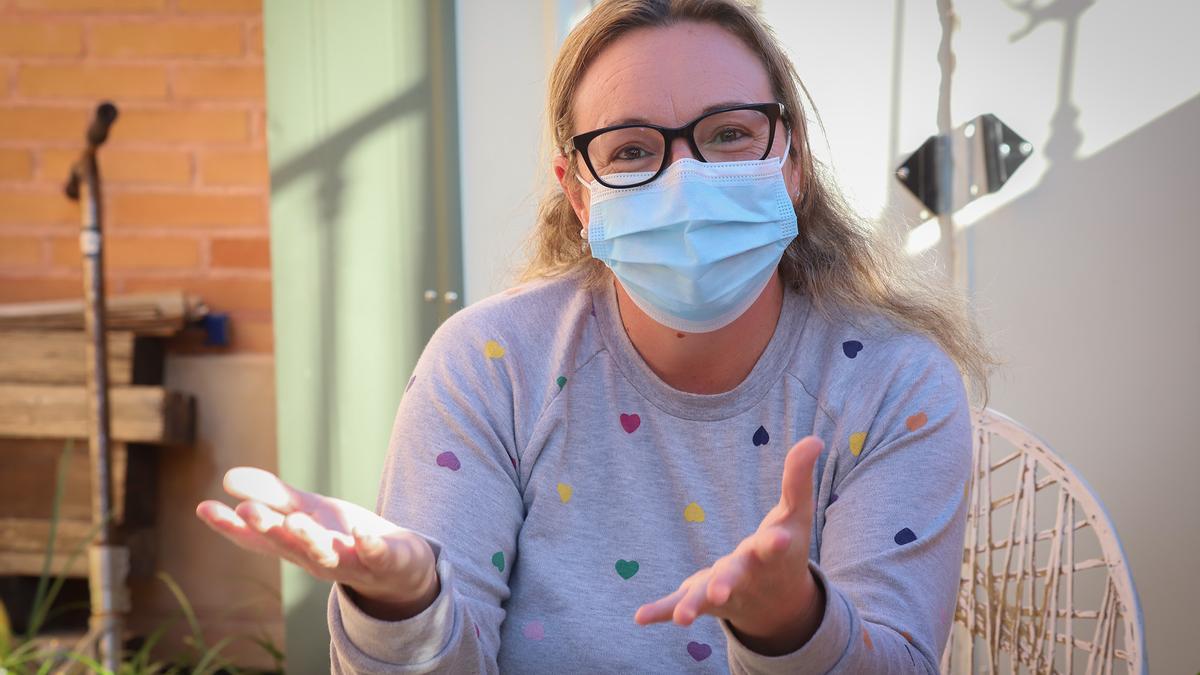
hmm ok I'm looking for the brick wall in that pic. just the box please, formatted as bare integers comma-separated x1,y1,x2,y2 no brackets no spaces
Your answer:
0,0,271,353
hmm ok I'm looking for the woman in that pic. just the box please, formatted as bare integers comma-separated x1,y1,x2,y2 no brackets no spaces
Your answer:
198,0,993,672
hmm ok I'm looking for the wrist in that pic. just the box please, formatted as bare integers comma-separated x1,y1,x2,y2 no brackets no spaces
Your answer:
346,569,440,622
730,567,825,656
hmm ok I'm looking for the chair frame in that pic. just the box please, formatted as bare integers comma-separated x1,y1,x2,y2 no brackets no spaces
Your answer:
941,408,1147,674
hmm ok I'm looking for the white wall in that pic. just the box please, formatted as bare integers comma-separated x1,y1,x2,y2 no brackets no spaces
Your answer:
455,0,598,304
456,1,1200,670
761,1,1197,671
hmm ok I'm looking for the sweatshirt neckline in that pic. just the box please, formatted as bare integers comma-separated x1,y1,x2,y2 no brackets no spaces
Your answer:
591,274,811,422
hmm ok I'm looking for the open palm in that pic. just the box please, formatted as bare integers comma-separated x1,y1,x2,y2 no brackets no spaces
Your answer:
196,467,437,615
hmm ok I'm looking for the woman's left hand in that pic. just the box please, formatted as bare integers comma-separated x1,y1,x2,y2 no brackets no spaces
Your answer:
634,435,826,656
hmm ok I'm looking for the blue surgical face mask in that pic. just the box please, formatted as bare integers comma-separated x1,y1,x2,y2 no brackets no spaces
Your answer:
582,138,798,333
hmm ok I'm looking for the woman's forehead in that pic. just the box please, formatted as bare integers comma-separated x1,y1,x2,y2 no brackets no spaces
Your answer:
574,22,775,132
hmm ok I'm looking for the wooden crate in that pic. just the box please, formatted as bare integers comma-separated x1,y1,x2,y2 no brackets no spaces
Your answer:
0,328,192,578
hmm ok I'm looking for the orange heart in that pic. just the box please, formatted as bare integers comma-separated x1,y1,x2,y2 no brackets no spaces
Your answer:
906,411,928,431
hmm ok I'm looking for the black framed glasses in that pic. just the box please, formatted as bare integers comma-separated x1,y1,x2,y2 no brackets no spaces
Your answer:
570,102,786,189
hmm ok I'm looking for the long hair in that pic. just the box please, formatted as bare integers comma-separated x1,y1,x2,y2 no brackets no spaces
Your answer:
519,0,995,403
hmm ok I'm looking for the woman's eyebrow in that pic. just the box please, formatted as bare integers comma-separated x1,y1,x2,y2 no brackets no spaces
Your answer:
597,100,753,128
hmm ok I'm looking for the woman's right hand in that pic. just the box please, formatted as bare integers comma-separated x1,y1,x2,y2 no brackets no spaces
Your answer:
195,467,439,621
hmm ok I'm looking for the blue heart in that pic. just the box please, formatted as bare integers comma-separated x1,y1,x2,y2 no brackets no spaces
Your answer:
894,527,917,545
752,425,769,447
842,340,864,358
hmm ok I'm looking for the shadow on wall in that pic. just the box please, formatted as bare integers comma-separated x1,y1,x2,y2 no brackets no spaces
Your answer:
880,0,1098,231
879,0,1199,670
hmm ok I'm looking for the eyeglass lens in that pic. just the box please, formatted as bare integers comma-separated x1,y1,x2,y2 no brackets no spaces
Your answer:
585,108,775,187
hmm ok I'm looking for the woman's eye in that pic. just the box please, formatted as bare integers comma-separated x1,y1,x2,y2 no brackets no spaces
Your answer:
614,146,650,161
713,127,747,144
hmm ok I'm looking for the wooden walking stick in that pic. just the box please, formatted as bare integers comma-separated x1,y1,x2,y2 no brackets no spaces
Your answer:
63,101,128,672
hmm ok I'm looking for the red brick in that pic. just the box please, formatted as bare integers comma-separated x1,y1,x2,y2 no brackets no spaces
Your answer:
110,108,249,143
0,107,91,141
18,64,168,100
0,236,44,266
14,0,165,10
42,147,192,186
0,276,82,303
177,0,261,12
0,21,83,57
246,19,262,56
199,148,266,186
0,149,35,181
230,316,272,353
174,65,263,100
210,236,268,268
52,235,200,269
109,192,264,228
91,21,242,58
0,189,79,225
123,277,271,312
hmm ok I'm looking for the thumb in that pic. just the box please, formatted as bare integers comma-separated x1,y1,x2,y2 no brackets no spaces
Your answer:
780,436,823,516
353,527,395,572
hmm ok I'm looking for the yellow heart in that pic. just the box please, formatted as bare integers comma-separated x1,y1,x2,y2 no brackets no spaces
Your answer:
849,431,867,457
484,340,505,359
557,482,572,503
683,502,705,523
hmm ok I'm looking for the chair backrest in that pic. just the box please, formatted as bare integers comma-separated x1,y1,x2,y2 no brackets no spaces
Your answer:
940,408,1147,674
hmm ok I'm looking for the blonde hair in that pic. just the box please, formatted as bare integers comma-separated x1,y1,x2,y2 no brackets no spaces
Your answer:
519,0,995,403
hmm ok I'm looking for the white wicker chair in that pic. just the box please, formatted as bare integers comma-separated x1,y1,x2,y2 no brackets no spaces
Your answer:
940,408,1147,674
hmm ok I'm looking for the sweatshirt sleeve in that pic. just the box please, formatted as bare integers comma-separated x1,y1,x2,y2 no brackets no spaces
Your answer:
722,339,973,674
328,312,526,674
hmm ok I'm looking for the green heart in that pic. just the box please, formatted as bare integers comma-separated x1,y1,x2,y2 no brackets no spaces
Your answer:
615,559,639,580
491,551,505,572
556,376,567,390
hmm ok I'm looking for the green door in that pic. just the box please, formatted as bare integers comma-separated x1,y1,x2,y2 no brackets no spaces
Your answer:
263,1,462,669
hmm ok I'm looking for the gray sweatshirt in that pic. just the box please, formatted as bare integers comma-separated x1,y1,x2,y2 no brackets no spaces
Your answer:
327,269,972,673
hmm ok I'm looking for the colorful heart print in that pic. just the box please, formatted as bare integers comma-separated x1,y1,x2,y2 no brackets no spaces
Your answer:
619,413,641,433
894,527,918,545
523,620,544,640
842,340,863,358
484,340,505,359
683,502,705,523
615,559,639,579
849,432,867,457
435,451,460,471
557,482,573,503
686,641,712,661
491,551,505,572
556,375,567,390
906,411,928,431
752,425,770,446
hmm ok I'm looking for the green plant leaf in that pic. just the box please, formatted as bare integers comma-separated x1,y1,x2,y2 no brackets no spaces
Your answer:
27,439,74,639
0,596,11,657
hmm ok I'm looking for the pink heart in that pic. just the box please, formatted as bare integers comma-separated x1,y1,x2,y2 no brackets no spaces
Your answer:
435,451,460,471
523,620,544,640
620,413,641,433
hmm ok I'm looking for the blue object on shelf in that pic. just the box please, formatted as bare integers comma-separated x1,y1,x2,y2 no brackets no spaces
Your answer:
200,313,231,346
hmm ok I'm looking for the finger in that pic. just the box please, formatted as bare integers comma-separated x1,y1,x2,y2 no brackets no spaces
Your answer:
223,467,318,515
750,525,794,564
285,511,348,568
634,585,689,625
196,500,283,557
673,571,714,626
779,436,823,514
707,554,749,607
353,527,395,571
236,500,286,533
